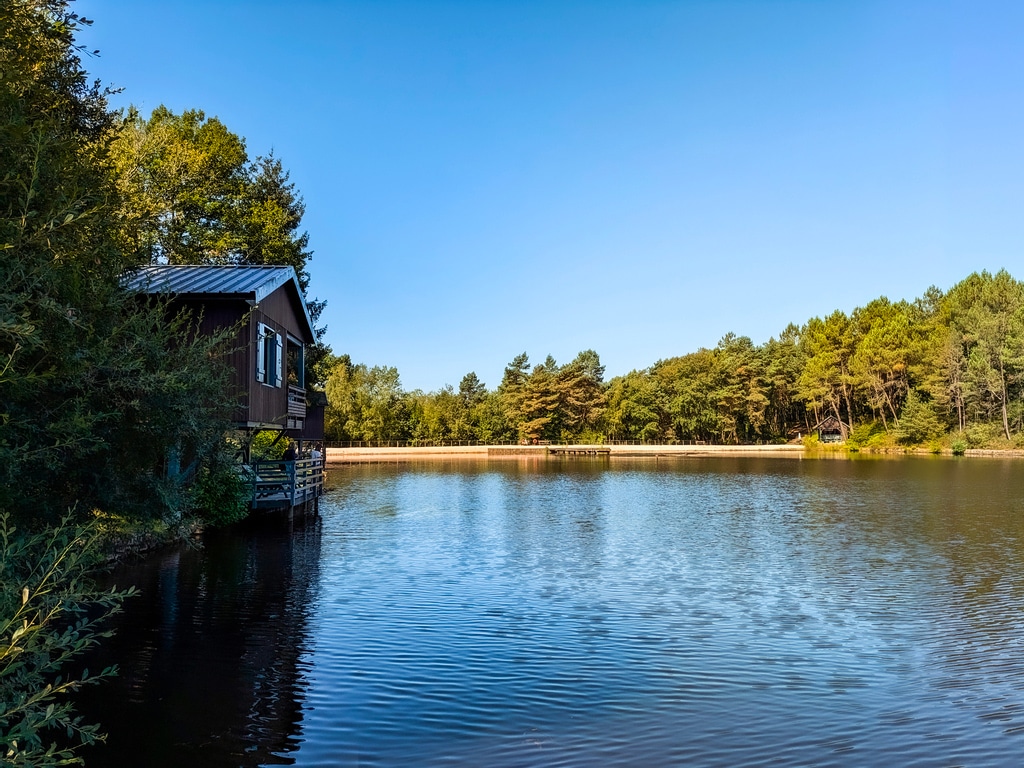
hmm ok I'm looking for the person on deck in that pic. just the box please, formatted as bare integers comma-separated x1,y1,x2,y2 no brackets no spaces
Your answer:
282,442,297,462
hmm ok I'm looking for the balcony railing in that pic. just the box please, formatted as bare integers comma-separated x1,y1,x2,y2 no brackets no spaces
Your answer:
287,385,306,418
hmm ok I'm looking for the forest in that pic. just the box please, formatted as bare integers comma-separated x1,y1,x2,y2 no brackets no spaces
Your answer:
322,269,1024,451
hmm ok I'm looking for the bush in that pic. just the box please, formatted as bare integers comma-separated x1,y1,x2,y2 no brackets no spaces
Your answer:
848,421,889,449
249,430,289,461
964,422,1004,448
0,513,134,766
952,439,967,456
575,430,606,445
191,462,250,528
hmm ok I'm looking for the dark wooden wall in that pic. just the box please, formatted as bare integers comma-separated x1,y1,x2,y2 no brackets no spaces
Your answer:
178,298,250,424
297,406,325,440
174,283,312,429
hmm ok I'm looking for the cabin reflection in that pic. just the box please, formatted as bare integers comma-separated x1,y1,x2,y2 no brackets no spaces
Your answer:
78,519,322,767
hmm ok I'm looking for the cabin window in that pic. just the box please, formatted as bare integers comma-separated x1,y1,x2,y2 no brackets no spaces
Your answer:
287,336,305,389
256,324,283,387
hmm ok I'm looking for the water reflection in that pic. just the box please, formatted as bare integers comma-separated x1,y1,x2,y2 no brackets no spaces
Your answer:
77,457,1024,767
78,517,321,767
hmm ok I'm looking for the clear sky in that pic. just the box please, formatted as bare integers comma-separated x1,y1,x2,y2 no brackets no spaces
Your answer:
76,0,1024,392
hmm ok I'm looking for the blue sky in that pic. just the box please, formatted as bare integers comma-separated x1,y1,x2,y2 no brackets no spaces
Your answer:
77,0,1024,392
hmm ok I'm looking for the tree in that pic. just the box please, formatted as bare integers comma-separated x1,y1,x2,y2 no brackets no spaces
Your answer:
323,355,361,442
237,154,312,290
605,371,663,442
111,106,249,265
895,391,943,445
498,353,531,437
944,271,1024,440
715,334,770,443
797,312,855,437
849,298,912,429
1,0,239,526
763,324,807,437
554,351,607,440
654,351,724,443
323,360,409,443
111,106,330,387
518,363,560,442
458,372,487,408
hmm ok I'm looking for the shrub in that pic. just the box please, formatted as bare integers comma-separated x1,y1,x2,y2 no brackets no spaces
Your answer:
951,439,967,456
249,430,289,461
191,462,250,528
0,513,134,766
575,430,606,445
964,422,1003,448
848,421,891,449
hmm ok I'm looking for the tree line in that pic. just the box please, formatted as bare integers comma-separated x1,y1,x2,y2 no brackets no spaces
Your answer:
322,270,1024,449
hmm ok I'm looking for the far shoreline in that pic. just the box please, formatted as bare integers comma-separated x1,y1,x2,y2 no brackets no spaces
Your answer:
325,444,1024,464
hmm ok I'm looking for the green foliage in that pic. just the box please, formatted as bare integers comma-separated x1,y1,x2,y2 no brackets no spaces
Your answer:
0,513,134,766
895,391,944,445
964,421,1005,448
951,439,967,455
850,298,912,427
605,371,663,442
190,461,249,528
110,106,249,265
1,0,280,530
848,421,888,448
249,430,288,461
324,362,409,442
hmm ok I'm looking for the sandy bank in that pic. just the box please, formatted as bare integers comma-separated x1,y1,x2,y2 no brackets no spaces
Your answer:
325,444,807,464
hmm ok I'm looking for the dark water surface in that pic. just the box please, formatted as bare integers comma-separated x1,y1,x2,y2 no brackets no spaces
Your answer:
79,456,1024,766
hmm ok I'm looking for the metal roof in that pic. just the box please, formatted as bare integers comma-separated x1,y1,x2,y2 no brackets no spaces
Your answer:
124,265,315,338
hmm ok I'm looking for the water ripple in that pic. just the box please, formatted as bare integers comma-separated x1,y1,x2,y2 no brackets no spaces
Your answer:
79,457,1024,767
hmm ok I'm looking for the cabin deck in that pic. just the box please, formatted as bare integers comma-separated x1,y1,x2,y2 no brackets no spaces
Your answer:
245,458,325,513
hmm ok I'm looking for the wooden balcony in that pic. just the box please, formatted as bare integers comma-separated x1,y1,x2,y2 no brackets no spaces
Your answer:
287,385,306,418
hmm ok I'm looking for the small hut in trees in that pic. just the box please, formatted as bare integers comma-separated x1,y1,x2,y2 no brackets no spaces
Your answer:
813,415,845,443
125,265,323,442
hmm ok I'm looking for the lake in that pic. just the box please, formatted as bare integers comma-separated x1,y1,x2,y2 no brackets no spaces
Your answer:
79,456,1024,766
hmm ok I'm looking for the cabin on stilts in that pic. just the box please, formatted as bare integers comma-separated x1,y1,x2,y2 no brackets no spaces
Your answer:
125,265,326,516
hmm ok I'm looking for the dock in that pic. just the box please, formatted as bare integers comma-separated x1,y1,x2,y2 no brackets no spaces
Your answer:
487,444,610,457
545,445,610,456
247,457,325,516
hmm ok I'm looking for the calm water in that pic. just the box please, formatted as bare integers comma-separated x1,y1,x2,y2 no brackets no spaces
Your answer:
79,456,1024,767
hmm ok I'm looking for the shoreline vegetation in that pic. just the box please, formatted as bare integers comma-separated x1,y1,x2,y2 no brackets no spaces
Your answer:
321,269,1024,455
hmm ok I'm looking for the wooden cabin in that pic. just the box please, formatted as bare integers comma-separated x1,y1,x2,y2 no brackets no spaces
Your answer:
813,415,845,443
125,265,323,441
